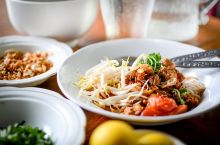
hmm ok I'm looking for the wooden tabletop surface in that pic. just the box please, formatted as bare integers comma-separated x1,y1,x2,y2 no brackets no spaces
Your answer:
1,1,220,145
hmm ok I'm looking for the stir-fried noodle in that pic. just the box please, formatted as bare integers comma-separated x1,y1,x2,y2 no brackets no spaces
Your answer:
77,53,205,116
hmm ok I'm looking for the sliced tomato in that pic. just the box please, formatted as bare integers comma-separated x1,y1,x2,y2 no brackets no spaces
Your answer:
168,105,188,115
141,94,187,116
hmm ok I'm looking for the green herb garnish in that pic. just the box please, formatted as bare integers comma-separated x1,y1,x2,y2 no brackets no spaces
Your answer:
180,88,189,96
147,53,162,72
137,53,162,72
136,53,162,72
0,122,54,145
172,89,186,105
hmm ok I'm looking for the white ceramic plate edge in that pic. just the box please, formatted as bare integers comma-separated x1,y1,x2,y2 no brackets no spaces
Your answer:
57,38,220,125
0,86,86,145
0,36,73,87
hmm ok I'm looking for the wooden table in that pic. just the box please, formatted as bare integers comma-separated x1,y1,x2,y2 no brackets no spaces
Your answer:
1,1,220,145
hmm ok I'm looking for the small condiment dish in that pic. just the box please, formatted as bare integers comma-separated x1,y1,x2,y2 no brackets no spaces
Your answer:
0,36,73,87
0,87,86,145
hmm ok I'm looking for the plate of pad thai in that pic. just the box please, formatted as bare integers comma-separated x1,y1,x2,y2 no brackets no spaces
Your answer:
58,39,220,125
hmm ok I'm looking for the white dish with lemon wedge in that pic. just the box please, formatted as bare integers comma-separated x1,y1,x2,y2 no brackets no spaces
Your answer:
89,120,185,145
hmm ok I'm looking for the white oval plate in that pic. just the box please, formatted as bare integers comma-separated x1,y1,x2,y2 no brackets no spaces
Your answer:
57,38,220,125
0,87,86,145
0,36,73,87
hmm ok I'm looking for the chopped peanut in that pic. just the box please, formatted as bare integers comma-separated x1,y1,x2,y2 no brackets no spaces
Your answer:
0,49,53,80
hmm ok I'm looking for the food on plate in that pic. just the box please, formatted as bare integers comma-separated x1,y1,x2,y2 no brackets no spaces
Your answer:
0,49,53,80
89,120,174,145
0,121,54,145
89,120,136,145
77,53,205,116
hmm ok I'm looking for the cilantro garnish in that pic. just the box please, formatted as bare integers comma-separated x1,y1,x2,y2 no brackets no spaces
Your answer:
137,53,162,72
147,53,162,72
172,88,186,105
180,88,189,96
0,121,54,145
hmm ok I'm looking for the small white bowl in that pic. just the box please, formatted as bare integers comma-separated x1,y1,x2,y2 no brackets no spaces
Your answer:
57,38,220,125
6,0,99,41
0,36,73,87
0,87,86,145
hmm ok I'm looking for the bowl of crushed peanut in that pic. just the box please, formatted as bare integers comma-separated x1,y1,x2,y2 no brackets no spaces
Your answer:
0,36,73,87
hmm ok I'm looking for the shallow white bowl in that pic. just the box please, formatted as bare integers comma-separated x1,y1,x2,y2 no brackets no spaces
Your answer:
0,87,86,145
57,39,220,125
6,0,98,41
0,36,73,87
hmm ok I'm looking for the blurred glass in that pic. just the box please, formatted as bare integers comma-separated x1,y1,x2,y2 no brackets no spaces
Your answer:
100,0,155,39
148,0,219,41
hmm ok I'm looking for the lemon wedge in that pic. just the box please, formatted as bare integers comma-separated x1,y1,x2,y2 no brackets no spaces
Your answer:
89,120,135,145
137,132,174,145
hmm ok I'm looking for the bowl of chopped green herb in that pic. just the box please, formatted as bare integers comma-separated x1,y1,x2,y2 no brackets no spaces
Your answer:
0,87,86,145
0,121,54,145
